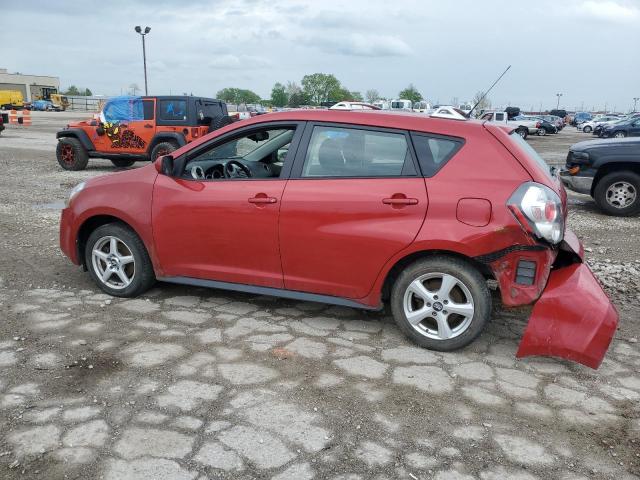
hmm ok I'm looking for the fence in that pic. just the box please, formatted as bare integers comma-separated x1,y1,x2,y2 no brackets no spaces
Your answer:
66,96,106,112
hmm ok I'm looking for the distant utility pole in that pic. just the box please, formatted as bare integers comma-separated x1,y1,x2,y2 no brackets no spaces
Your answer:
134,25,151,95
634,97,639,112
556,93,563,109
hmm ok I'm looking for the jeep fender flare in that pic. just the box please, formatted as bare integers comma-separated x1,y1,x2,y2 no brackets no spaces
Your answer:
56,129,94,151
149,133,187,153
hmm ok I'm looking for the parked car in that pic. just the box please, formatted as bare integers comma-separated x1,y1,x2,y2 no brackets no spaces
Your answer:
572,112,592,126
539,115,564,131
390,99,413,111
59,110,617,368
329,102,381,111
599,117,640,138
430,105,468,120
0,112,4,135
578,115,619,133
516,116,557,135
479,111,539,139
560,137,640,216
31,99,55,111
55,96,230,170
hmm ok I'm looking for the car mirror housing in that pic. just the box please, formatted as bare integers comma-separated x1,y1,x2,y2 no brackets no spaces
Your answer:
156,155,174,176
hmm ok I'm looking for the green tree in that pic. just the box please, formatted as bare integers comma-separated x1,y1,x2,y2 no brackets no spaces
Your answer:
350,91,363,102
365,89,380,103
64,85,81,96
270,82,288,107
216,87,261,105
398,84,423,104
301,73,342,105
84,88,92,96
328,86,351,103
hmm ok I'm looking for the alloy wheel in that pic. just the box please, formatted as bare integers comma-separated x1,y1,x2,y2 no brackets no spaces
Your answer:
91,236,135,290
403,272,474,340
60,144,75,165
605,181,637,209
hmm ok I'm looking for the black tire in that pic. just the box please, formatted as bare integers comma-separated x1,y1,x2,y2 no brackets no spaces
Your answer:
583,125,592,133
84,223,156,297
56,137,89,171
390,256,491,352
614,131,626,138
150,141,177,161
593,171,640,217
209,115,233,133
537,128,546,136
516,127,528,140
111,159,135,168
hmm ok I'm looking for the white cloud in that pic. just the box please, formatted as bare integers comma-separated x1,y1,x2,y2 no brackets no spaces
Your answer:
300,33,412,57
581,0,640,23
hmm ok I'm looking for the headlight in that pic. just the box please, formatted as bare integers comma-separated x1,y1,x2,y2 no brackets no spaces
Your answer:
508,182,564,245
66,182,86,207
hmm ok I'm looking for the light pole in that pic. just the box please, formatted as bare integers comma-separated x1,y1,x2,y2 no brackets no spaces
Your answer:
634,97,639,112
134,26,151,95
556,93,563,109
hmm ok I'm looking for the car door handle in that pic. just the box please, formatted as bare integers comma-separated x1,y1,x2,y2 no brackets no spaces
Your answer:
248,196,277,204
144,124,153,128
382,197,418,205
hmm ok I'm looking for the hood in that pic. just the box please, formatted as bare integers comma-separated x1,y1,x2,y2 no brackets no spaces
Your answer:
570,137,640,151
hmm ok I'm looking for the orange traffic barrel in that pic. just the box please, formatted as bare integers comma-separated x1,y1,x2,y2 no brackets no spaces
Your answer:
8,110,17,124
22,109,31,126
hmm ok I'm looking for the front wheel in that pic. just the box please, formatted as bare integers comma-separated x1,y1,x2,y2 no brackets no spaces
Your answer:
583,125,592,133
85,223,156,297
390,256,491,351
593,171,640,216
614,131,626,138
111,159,135,168
56,137,89,170
537,128,546,136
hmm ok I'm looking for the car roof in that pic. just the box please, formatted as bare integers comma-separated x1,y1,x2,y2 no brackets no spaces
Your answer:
141,96,223,103
237,110,483,136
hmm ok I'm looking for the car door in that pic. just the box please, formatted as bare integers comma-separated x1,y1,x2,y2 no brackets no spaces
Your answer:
630,119,640,137
279,123,428,300
152,122,304,288
93,98,155,154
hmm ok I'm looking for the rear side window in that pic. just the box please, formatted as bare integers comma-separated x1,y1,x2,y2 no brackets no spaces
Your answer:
410,133,463,177
143,100,154,120
302,126,415,178
159,100,187,121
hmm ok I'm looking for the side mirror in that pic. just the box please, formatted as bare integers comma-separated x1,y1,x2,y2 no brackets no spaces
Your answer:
155,155,174,176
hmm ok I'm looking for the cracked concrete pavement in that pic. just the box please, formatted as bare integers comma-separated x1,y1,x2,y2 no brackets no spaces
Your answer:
0,113,638,479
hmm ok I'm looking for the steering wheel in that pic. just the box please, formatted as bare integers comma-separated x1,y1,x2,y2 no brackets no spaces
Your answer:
224,160,252,179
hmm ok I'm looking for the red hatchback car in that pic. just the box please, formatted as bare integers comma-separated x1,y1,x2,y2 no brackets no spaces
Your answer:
59,110,618,368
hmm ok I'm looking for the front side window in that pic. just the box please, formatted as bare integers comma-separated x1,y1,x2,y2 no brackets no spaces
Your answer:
495,113,505,121
184,127,296,180
159,100,187,121
301,126,414,178
411,133,463,177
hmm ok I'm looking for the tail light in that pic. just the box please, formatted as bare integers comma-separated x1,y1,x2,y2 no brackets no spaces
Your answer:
536,121,541,128
508,182,564,245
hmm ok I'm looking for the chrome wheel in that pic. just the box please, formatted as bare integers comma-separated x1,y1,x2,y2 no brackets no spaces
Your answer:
605,181,637,209
91,236,135,290
614,131,626,138
403,273,474,340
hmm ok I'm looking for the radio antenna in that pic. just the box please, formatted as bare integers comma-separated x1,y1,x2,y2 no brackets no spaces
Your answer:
468,65,511,118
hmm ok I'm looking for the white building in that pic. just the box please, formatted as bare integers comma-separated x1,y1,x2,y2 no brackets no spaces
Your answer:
0,68,60,101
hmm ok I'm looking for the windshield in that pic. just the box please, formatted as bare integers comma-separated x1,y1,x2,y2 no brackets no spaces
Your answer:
509,131,554,180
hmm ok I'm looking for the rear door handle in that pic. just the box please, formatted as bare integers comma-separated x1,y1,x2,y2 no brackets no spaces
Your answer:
382,197,418,205
248,196,277,204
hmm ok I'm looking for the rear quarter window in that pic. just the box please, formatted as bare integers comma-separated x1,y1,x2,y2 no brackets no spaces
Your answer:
410,133,463,177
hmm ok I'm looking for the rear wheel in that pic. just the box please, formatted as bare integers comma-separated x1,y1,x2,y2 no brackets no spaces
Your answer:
614,131,626,138
583,125,592,133
593,171,640,216
516,127,528,140
150,141,177,161
85,223,156,297
56,137,89,171
111,159,135,168
390,256,491,351
537,128,546,136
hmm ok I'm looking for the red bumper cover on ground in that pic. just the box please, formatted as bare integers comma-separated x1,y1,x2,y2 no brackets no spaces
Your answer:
516,262,618,369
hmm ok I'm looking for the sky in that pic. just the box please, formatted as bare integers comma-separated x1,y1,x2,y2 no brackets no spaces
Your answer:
2,0,639,111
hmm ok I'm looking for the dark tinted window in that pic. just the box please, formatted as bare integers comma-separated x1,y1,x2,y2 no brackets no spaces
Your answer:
302,126,415,178
410,133,463,177
159,100,187,121
143,100,154,120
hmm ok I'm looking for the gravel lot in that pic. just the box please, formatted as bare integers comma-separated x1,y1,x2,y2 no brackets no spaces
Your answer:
0,112,638,480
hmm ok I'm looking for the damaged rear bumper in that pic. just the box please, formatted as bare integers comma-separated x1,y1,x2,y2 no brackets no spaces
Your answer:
485,229,618,369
